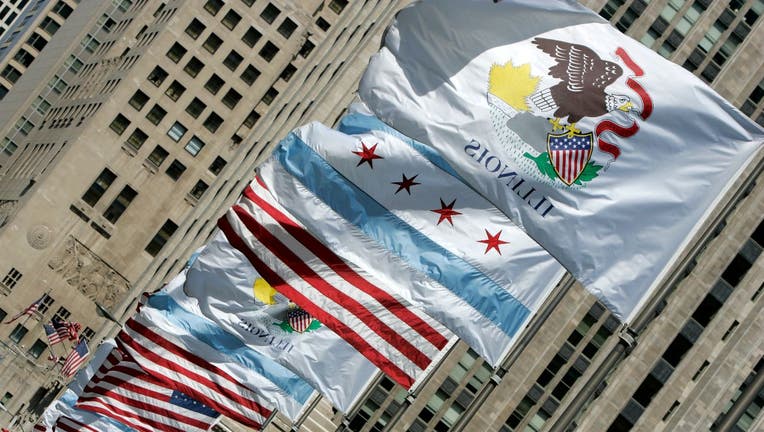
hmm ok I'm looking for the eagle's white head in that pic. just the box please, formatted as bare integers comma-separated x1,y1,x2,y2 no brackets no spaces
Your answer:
606,94,636,113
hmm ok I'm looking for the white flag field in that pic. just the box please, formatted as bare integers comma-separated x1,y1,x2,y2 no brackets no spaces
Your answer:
359,0,764,320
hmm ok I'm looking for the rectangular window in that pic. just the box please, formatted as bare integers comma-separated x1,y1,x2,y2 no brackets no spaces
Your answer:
240,65,260,85
328,0,348,14
0,308,6,323
125,128,148,152
167,121,187,142
82,169,116,206
204,0,224,16
261,87,278,105
102,186,137,223
184,136,206,156
209,156,227,175
259,41,279,61
146,145,169,168
203,33,223,53
242,27,262,47
9,324,28,343
279,63,296,82
65,55,83,75
183,57,204,77
243,110,260,128
204,74,224,95
223,50,243,71
109,114,130,135
128,90,149,110
277,18,297,38
222,10,241,29
28,339,47,359
32,96,50,116
299,40,315,58
164,80,186,101
145,219,178,256
165,159,186,181
0,65,20,83
81,327,95,342
189,180,209,199
185,18,206,40
40,16,61,35
38,295,54,314
147,66,168,86
261,3,280,23
185,97,207,118
1,138,17,157
1,268,22,291
145,104,167,125
223,88,242,109
203,112,223,133
166,42,187,63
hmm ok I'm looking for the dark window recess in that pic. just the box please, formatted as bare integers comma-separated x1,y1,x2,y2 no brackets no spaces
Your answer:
165,159,186,181
203,33,223,53
166,42,187,63
240,65,261,85
222,89,242,109
183,57,205,77
277,18,297,38
145,219,178,256
328,0,348,14
125,128,149,151
316,17,330,31
242,27,262,47
189,180,209,199
128,90,149,110
185,97,207,118
102,186,137,223
185,18,206,39
243,110,261,128
721,253,754,286
204,74,225,94
147,66,168,86
165,80,186,101
222,10,241,30
146,145,169,167
203,112,223,133
146,104,167,125
299,39,315,58
109,114,131,135
280,63,296,82
208,156,227,175
223,50,244,71
259,41,279,61
260,3,281,24
82,169,117,206
662,332,693,368
261,87,278,105
204,0,224,16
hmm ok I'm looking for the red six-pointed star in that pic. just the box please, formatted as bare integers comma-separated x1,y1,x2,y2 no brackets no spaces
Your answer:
478,229,510,255
431,198,462,226
392,173,421,195
352,141,384,168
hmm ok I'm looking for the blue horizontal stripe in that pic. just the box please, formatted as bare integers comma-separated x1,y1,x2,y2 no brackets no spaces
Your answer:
147,292,314,404
276,134,530,338
338,113,464,180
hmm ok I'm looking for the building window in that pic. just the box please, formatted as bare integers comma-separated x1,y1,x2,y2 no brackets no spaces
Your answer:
1,138,17,157
124,128,148,152
185,97,207,118
13,48,35,67
103,186,137,223
82,169,116,206
0,392,11,406
259,41,279,61
239,65,261,86
261,87,278,105
328,0,348,14
204,74,224,95
189,180,209,200
277,18,297,38
260,3,280,24
1,268,22,292
145,219,178,256
202,33,223,53
183,57,204,77
203,112,223,133
128,90,149,110
9,324,28,343
222,10,241,29
243,110,260,128
299,39,315,58
40,16,61,36
209,156,227,175
146,145,169,168
242,26,261,47
185,18,206,39
204,0,224,15
145,104,167,125
81,327,95,342
38,295,54,314
184,136,206,156
316,17,330,32
164,80,186,101
0,308,6,322
241,0,255,6
27,339,47,359
147,66,168,86
280,63,296,82
32,96,51,116
167,121,187,142
222,89,242,109
165,160,186,181
53,3,74,20
0,65,21,83
109,114,130,135
166,42,187,63
223,50,243,71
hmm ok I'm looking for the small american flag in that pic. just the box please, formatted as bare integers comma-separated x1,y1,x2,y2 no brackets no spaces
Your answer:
44,323,63,346
54,319,81,341
4,295,44,324
61,339,89,377
548,133,593,186
287,307,314,333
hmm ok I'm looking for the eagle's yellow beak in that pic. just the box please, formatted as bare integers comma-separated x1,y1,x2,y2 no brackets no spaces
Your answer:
618,101,635,112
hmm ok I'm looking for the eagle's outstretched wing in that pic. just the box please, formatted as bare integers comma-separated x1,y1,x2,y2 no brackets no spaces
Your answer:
532,38,622,93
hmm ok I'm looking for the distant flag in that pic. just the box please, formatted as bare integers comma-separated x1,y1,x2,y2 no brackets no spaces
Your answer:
4,295,44,324
358,0,764,320
33,399,129,432
61,339,89,377
183,229,381,412
44,323,63,346
53,319,81,342
255,120,564,366
220,174,453,387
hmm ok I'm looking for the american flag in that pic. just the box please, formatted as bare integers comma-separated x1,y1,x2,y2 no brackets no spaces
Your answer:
548,133,593,186
54,415,100,432
4,295,44,324
54,319,81,341
61,339,89,377
44,322,63,346
287,307,314,333
219,177,451,388
78,313,271,431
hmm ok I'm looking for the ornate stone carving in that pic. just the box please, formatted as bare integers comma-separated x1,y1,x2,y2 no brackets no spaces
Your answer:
47,236,130,312
27,224,53,250
0,199,19,229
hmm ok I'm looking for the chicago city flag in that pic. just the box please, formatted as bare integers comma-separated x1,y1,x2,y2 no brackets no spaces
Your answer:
359,0,764,320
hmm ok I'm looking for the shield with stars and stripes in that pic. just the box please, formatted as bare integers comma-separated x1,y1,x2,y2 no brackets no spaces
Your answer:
287,307,315,333
547,131,594,186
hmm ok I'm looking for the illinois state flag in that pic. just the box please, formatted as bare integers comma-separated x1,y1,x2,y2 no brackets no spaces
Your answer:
359,0,764,320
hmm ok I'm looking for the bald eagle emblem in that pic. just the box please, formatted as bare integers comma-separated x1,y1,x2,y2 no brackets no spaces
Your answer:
487,37,645,188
